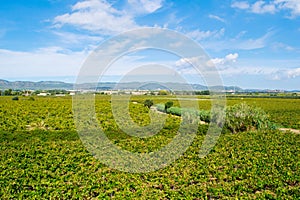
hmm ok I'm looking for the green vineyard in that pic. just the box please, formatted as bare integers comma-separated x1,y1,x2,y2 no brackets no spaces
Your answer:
0,95,299,198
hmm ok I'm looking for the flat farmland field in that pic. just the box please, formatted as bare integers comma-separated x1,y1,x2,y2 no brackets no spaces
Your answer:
0,95,299,199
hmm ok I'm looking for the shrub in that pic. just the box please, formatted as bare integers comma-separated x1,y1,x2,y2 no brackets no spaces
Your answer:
210,105,225,127
143,99,153,108
156,104,165,112
197,110,211,122
167,107,181,116
224,103,276,133
29,97,35,101
181,108,200,124
12,96,19,101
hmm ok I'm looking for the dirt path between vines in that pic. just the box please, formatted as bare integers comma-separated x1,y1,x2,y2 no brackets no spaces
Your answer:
279,128,300,134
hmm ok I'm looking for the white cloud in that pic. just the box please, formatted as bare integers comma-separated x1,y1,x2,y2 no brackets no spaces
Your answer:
208,53,239,67
185,28,225,41
208,14,226,23
271,67,300,80
53,0,137,34
231,1,250,9
232,0,300,17
127,0,163,14
232,31,270,50
272,42,295,51
212,57,300,81
220,66,275,76
174,55,221,75
175,56,203,68
286,68,300,78
275,0,300,18
174,53,300,84
251,1,276,14
225,53,239,62
52,31,103,44
202,31,271,51
178,30,270,54
235,30,247,39
0,47,87,78
208,64,281,78
53,0,164,35
232,1,276,14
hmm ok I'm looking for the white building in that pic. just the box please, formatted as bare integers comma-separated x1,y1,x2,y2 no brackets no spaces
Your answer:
37,93,50,96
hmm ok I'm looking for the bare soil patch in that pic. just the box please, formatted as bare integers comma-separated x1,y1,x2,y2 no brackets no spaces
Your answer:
279,128,300,134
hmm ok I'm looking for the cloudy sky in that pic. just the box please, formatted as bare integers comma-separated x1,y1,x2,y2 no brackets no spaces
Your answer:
0,0,299,90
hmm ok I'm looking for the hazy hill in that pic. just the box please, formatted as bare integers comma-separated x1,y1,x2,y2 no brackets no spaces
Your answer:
0,79,73,90
0,79,243,91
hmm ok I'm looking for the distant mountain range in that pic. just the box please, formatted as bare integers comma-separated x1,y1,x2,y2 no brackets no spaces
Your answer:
0,79,298,92
0,79,73,90
0,79,244,91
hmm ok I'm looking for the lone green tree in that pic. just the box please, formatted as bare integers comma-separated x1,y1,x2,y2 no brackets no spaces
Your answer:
143,99,153,109
164,101,173,112
158,90,169,95
4,89,12,96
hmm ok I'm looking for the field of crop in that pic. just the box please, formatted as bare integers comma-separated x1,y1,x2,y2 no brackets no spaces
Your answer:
0,95,299,198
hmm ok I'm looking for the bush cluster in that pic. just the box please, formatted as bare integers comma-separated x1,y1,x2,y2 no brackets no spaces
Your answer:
155,103,210,123
224,103,277,133
156,102,277,134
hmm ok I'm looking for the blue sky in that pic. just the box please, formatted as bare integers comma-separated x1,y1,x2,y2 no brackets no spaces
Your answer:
0,0,299,90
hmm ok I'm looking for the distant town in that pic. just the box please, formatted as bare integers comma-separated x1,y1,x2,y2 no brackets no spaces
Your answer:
1,88,299,99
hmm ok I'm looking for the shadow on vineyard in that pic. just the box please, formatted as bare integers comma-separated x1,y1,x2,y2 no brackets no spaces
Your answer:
0,95,299,198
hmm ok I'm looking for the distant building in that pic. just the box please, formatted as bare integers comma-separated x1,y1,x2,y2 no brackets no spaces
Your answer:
103,90,118,95
131,91,148,95
23,90,33,96
37,93,50,96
